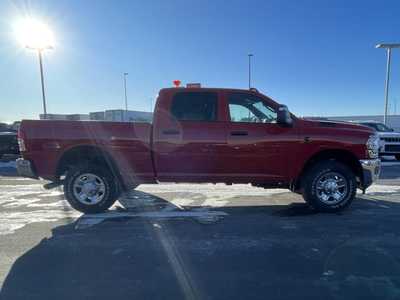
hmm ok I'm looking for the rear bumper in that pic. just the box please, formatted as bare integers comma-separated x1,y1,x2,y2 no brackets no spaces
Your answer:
360,159,381,189
16,158,38,179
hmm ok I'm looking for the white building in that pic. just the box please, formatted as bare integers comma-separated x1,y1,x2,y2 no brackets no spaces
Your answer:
39,113,90,121
102,110,153,122
89,111,105,121
40,110,153,123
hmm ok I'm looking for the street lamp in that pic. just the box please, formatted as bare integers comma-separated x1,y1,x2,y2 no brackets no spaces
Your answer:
376,43,400,125
123,72,128,112
248,53,253,89
28,46,52,119
14,18,54,119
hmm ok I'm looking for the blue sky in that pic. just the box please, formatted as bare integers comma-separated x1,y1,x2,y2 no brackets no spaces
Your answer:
1,0,400,122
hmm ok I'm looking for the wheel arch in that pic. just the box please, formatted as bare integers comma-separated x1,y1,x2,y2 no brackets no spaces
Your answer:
56,144,124,188
292,149,363,192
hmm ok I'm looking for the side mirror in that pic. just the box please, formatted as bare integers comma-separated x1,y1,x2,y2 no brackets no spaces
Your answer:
277,105,293,126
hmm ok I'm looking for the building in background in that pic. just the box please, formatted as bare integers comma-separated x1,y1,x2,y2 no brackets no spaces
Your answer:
40,114,68,120
89,111,105,121
309,115,400,131
40,113,90,120
101,110,153,122
40,110,153,122
67,114,90,121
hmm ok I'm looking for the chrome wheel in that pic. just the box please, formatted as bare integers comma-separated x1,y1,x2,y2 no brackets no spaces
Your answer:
315,172,348,205
72,173,106,205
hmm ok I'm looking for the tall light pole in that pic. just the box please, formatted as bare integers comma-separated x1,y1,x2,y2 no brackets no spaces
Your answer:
248,53,253,89
123,72,128,112
15,18,54,119
376,43,400,125
26,46,53,119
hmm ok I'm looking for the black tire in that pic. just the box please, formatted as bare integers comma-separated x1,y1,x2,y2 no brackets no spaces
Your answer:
395,154,400,161
64,165,120,214
302,160,356,213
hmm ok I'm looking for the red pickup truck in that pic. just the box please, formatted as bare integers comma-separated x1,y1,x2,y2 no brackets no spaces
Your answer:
17,87,381,213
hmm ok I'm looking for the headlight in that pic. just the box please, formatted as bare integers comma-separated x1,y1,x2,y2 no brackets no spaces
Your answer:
366,134,380,159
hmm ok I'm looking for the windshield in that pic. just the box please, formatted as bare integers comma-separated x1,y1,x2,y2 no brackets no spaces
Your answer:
362,122,393,132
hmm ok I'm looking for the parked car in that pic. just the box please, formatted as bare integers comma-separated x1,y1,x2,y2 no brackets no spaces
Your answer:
0,123,10,132
356,122,400,160
0,131,19,159
16,86,380,213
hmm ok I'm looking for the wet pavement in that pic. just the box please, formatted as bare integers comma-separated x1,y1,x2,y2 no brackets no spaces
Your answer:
0,157,400,299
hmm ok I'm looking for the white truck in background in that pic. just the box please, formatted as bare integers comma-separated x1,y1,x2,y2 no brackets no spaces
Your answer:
357,122,400,160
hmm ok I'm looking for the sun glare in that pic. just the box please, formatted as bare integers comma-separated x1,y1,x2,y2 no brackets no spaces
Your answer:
13,18,54,49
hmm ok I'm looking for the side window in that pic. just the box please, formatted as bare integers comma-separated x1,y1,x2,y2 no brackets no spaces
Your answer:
228,93,277,123
171,92,218,121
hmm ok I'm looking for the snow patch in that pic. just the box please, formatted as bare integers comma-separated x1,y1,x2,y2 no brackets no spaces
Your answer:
0,210,81,235
364,185,400,194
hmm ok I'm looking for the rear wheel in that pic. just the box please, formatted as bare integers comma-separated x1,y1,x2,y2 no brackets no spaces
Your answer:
395,154,400,161
302,160,356,212
64,165,119,214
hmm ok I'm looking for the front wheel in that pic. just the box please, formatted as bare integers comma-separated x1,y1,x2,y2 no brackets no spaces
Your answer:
64,165,120,214
302,161,356,212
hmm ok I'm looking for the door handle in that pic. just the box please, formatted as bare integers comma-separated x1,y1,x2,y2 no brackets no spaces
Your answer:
230,131,248,136
162,129,180,135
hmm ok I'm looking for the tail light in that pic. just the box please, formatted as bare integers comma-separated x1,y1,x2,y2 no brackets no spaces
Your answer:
17,128,26,152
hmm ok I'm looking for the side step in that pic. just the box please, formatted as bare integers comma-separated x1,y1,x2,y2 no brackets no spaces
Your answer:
43,180,64,190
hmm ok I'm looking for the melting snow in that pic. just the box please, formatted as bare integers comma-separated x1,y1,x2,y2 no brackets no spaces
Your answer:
1,180,400,235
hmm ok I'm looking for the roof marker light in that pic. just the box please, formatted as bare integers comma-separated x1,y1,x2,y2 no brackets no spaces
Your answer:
186,83,201,88
173,80,181,87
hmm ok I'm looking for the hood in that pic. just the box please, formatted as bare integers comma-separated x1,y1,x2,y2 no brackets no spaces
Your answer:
300,118,374,133
374,131,400,137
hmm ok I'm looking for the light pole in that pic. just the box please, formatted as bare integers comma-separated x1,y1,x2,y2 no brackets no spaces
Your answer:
248,54,253,89
26,46,53,119
123,72,128,112
16,18,54,119
376,43,400,125
38,49,48,118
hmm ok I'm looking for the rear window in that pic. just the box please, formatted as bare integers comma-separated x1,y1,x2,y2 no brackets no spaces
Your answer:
171,92,218,121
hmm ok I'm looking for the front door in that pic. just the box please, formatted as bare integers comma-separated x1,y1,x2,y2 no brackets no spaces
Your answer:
224,91,291,183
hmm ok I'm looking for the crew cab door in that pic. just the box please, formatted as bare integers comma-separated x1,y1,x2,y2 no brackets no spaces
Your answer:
153,90,227,182
224,91,292,183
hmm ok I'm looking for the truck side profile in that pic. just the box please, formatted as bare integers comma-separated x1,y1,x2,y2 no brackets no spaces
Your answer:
17,87,381,213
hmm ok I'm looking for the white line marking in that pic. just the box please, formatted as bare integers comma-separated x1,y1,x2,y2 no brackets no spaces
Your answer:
75,210,228,229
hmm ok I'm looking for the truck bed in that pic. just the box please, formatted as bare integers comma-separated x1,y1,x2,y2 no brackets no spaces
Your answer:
19,120,155,183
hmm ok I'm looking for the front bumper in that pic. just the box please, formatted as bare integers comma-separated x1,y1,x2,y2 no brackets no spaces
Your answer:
360,158,381,190
16,158,38,179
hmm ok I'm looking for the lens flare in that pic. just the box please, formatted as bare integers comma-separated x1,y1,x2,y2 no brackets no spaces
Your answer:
13,18,54,49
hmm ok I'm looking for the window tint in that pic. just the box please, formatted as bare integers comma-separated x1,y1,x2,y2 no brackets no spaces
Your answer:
228,93,277,123
171,92,218,121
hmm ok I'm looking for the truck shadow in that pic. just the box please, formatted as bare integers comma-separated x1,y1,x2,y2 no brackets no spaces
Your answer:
2,196,400,300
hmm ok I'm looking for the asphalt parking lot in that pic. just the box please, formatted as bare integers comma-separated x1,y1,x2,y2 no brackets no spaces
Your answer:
0,157,400,300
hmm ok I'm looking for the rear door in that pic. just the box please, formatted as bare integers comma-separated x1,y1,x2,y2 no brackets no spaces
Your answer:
153,90,227,182
224,91,291,183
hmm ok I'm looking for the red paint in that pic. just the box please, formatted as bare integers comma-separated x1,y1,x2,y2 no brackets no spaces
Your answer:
19,87,374,188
